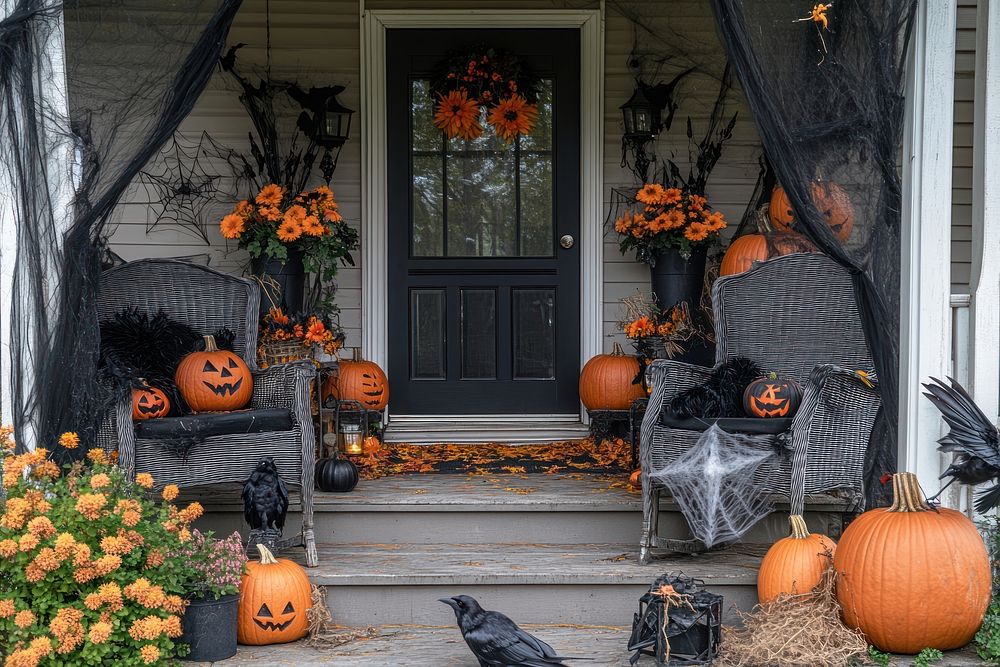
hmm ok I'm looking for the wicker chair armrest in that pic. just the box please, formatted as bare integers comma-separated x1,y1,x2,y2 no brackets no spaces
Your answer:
640,359,715,461
105,394,137,479
250,361,316,412
787,364,881,514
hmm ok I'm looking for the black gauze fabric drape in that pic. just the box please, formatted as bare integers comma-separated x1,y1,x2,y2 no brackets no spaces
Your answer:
1,0,242,459
708,0,916,507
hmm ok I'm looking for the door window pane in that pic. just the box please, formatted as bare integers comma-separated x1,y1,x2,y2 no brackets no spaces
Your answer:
513,288,555,379
461,289,497,379
411,289,446,379
410,78,554,258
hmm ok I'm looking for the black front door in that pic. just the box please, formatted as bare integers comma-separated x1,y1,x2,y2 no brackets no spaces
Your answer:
386,28,581,415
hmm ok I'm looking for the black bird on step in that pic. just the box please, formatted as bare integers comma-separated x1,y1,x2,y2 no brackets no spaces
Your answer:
440,595,590,666
922,377,1000,512
242,456,289,531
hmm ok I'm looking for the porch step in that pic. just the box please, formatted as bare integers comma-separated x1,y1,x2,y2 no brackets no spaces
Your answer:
287,542,764,626
383,414,590,443
194,474,851,546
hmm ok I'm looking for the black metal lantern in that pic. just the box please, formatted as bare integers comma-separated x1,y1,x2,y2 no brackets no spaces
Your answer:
627,573,723,665
290,84,354,183
620,85,661,141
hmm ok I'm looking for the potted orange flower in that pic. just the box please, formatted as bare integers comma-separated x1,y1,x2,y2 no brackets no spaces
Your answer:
220,184,358,317
613,184,727,316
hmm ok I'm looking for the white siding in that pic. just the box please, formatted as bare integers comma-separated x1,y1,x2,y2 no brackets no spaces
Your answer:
107,0,975,348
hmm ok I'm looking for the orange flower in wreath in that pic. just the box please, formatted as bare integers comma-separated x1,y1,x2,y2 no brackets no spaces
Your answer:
488,94,538,144
434,89,483,140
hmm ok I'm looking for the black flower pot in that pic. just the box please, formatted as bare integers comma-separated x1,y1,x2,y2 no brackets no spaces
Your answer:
180,593,238,662
315,457,359,492
648,246,707,314
252,249,305,316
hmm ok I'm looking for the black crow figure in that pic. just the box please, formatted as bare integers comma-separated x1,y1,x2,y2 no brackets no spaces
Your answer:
922,377,1000,512
242,457,289,530
440,595,589,666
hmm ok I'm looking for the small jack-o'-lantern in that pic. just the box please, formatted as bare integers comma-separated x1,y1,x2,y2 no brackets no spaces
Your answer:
743,372,803,418
769,182,854,243
176,335,253,412
132,384,170,420
323,348,389,410
237,544,312,645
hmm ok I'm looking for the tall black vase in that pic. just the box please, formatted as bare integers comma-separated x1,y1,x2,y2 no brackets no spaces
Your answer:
252,249,305,316
648,246,714,366
649,246,707,313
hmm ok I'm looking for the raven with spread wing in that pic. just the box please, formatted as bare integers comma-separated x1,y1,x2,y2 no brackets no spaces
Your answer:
922,377,1000,512
242,456,289,531
440,595,589,666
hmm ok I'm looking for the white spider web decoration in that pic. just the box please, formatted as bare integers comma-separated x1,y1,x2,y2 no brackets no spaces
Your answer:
650,424,775,548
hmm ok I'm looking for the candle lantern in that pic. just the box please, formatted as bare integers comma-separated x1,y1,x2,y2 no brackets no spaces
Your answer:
337,416,364,456
627,573,723,665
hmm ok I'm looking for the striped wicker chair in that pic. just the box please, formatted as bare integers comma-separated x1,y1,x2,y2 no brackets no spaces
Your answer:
96,259,318,567
638,253,880,564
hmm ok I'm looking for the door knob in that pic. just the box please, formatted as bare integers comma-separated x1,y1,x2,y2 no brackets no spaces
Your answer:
559,234,575,249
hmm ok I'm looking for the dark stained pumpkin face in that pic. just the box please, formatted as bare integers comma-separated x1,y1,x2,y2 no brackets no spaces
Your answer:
132,386,170,420
743,374,803,418
325,358,390,410
176,335,253,412
769,182,854,243
253,601,298,632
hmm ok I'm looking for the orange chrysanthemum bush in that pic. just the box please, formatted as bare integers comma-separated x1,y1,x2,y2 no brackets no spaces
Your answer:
614,183,728,262
431,44,541,144
219,184,359,313
0,430,204,666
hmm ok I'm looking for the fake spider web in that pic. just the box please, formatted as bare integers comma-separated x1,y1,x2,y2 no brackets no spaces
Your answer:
139,131,237,244
650,424,775,548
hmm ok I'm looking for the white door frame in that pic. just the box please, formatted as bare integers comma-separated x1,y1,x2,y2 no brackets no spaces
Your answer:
359,8,605,419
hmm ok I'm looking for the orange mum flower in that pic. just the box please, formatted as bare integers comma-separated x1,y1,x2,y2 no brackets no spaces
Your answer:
139,645,161,665
135,473,154,489
58,432,80,449
145,549,165,569
122,509,142,527
163,595,186,615
684,221,710,242
100,535,134,556
664,209,687,230
88,621,112,645
260,206,281,222
662,188,682,205
301,215,325,236
434,90,483,140
636,183,666,205
14,609,36,628
54,533,76,559
86,448,108,465
688,194,707,211
0,599,15,618
18,533,39,552
89,473,111,490
255,183,284,207
488,95,538,144
75,493,107,520
162,484,179,502
277,219,303,243
234,199,252,216
0,539,17,557
220,213,245,239
26,516,55,538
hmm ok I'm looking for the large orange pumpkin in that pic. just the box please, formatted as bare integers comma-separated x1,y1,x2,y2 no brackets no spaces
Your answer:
720,234,769,276
834,473,991,653
237,544,312,645
323,348,389,410
175,335,253,412
757,514,836,603
579,343,645,410
769,182,854,242
132,384,170,420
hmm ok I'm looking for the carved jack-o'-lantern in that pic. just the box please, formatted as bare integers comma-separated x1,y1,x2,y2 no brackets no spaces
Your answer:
175,335,253,412
237,544,312,645
743,373,803,418
769,182,855,243
131,384,170,420
323,348,389,410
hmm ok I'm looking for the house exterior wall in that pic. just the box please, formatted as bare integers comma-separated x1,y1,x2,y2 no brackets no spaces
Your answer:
107,0,976,348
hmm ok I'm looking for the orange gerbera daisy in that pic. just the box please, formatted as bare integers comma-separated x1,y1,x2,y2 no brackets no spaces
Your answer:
702,210,727,232
688,194,707,211
636,183,666,205
277,219,302,243
434,90,483,140
684,221,710,242
663,209,687,230
301,215,325,237
662,188,682,205
255,183,284,207
220,214,245,239
488,95,538,144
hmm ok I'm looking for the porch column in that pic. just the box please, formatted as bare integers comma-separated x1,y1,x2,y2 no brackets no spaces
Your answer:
0,1,74,449
899,0,957,491
969,0,1000,432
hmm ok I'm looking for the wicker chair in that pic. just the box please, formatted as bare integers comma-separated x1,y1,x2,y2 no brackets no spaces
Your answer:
96,259,318,567
638,253,880,564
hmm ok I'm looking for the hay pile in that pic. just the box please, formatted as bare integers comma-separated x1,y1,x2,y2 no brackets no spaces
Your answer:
718,571,869,667
306,586,378,649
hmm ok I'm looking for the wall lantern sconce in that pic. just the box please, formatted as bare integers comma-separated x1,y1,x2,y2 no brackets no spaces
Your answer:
291,85,355,183
619,70,691,183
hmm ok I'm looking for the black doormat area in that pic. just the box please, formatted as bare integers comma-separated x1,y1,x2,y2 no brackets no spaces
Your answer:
347,438,632,480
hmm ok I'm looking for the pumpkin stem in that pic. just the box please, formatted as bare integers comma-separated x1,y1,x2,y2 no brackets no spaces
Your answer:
255,543,278,564
352,347,362,362
753,204,773,234
611,342,625,356
888,472,932,512
768,371,778,381
788,514,810,539
202,335,218,353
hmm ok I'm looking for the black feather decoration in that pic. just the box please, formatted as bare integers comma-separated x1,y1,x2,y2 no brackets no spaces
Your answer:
669,357,762,419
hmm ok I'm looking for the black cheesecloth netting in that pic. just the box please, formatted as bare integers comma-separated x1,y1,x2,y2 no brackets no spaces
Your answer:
708,0,917,507
1,0,241,459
